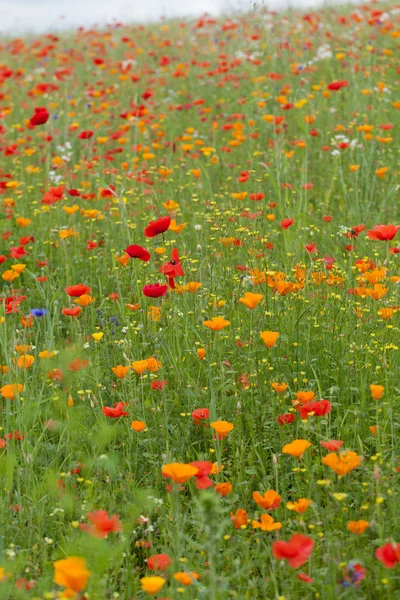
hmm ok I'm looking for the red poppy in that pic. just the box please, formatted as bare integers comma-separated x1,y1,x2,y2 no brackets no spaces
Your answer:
151,380,167,390
375,543,400,568
144,216,171,238
299,400,331,419
304,243,317,254
320,440,343,451
29,107,50,126
78,130,94,139
277,414,295,426
297,573,313,583
124,245,151,261
192,408,209,424
322,215,333,222
16,578,36,590
142,283,168,298
327,80,349,91
61,307,81,317
68,358,88,371
102,402,129,418
9,246,28,259
82,510,122,538
280,218,294,230
190,461,214,489
272,534,314,568
367,224,399,241
65,284,91,297
147,554,173,571
345,224,365,239
47,369,64,381
159,247,184,289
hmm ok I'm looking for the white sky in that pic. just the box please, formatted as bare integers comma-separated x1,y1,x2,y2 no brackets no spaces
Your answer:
0,0,355,33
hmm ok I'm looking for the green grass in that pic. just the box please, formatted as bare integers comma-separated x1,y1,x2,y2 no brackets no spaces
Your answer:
0,2,399,598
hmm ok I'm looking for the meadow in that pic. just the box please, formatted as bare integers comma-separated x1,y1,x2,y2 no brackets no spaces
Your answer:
0,2,399,598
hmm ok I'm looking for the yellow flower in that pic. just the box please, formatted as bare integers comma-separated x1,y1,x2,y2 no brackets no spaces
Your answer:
260,331,279,348
112,365,131,379
203,317,230,331
252,514,282,531
53,556,90,592
286,498,312,514
322,451,361,476
92,332,104,342
169,219,187,233
173,572,200,585
131,420,146,432
370,384,384,400
272,382,288,394
140,576,166,594
211,421,234,439
239,292,263,309
347,520,369,535
282,439,311,458
161,463,199,483
39,350,55,359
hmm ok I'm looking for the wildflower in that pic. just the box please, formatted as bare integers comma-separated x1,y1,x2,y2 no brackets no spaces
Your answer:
162,463,199,483
252,514,282,531
370,384,384,400
253,490,281,510
91,332,103,342
230,509,248,529
347,520,369,535
239,292,263,309
294,391,315,405
320,440,343,451
192,408,209,424
140,576,166,594
159,247,184,289
16,354,34,369
62,307,81,317
112,365,131,379
30,107,50,126
272,382,288,393
144,216,171,238
321,451,361,476
132,360,149,375
190,461,214,489
260,331,279,348
173,572,200,585
142,283,168,298
286,499,312,514
375,543,400,568
82,510,122,538
197,348,206,360
215,482,232,497
367,225,399,241
277,413,295,425
299,400,331,419
65,284,90,297
131,420,146,432
147,554,172,571
282,439,311,458
339,562,366,587
102,402,129,418
280,218,294,229
124,244,151,261
203,317,230,331
53,556,90,593
272,534,314,568
0,384,23,399
30,308,46,317
210,421,234,439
